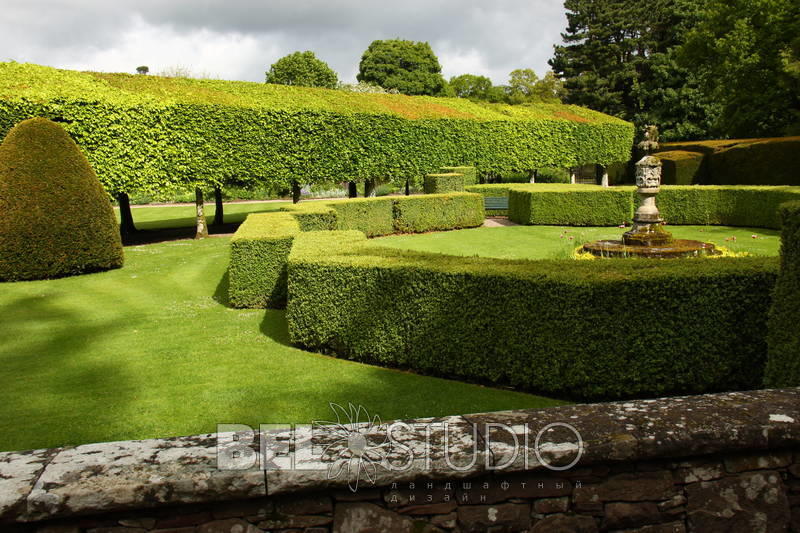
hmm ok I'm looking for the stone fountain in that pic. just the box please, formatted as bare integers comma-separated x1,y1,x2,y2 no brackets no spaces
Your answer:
583,126,717,258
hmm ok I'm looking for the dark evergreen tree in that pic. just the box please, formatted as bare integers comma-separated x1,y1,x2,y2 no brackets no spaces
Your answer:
550,0,715,140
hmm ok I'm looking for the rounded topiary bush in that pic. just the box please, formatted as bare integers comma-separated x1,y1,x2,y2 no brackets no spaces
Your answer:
0,117,123,280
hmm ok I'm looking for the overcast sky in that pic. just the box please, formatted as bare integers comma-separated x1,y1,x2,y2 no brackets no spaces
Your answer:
1,0,567,85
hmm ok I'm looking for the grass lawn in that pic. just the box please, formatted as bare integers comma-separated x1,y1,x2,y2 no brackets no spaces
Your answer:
376,225,781,259
0,236,563,452
114,201,292,230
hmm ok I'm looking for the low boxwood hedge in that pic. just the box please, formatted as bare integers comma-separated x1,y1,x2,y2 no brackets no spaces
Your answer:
328,197,395,237
287,230,778,400
424,173,465,194
657,186,800,229
765,201,800,387
228,192,485,308
229,212,299,308
508,184,634,226
393,193,484,233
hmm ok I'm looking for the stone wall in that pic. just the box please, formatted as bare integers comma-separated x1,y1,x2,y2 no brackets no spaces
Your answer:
1,388,799,532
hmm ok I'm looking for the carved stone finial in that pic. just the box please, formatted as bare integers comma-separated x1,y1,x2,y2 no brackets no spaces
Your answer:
637,125,660,154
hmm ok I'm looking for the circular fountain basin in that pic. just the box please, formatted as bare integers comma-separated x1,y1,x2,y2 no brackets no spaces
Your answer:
582,239,718,259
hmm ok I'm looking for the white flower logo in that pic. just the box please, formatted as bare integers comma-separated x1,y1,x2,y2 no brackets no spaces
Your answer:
314,403,390,492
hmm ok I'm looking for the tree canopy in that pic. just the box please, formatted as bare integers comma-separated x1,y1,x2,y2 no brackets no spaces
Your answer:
549,0,799,140
266,51,338,89
357,39,448,96
677,0,800,137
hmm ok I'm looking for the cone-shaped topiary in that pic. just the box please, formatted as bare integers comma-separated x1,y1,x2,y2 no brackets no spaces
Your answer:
0,117,123,280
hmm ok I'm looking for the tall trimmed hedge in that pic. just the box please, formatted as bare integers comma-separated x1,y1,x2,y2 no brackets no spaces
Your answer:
228,193,485,308
657,151,707,185
0,62,633,196
508,184,633,226
765,201,800,387
287,231,778,400
656,137,800,186
0,118,123,281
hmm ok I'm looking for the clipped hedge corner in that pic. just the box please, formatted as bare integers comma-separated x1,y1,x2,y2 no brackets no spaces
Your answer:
228,212,299,308
228,192,485,308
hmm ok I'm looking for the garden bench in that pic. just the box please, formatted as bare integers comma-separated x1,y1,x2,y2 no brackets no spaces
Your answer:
484,196,509,211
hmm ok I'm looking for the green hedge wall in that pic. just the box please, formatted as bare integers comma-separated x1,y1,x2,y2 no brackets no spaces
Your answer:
657,151,707,185
424,173,465,194
229,212,299,308
657,186,800,229
440,166,477,185
393,193,485,233
0,63,634,196
329,198,395,237
508,184,634,226
656,137,800,186
228,193,485,308
765,201,800,387
287,231,778,400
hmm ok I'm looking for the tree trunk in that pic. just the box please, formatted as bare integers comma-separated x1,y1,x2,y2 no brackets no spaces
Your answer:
405,179,410,196
117,192,137,236
570,168,577,184
479,173,486,184
600,165,610,188
348,181,358,198
291,181,302,203
528,169,537,184
364,179,376,197
213,187,224,226
195,188,208,239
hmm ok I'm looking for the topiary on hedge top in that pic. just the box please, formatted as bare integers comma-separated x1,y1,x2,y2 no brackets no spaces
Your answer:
0,117,123,281
765,201,800,388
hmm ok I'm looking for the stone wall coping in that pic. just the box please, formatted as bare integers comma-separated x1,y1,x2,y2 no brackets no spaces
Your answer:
1,387,798,523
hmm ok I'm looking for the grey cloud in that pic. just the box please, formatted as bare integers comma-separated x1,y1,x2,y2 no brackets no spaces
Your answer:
1,0,567,84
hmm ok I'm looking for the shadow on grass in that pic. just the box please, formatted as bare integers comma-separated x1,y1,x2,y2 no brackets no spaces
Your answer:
0,294,136,450
259,309,292,347
213,269,230,306
121,222,241,246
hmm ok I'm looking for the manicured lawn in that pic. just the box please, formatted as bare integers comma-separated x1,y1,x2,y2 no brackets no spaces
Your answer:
114,201,292,230
376,225,781,259
0,237,563,452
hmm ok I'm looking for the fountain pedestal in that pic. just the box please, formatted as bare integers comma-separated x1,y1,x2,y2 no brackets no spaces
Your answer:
622,155,674,247
582,126,717,259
